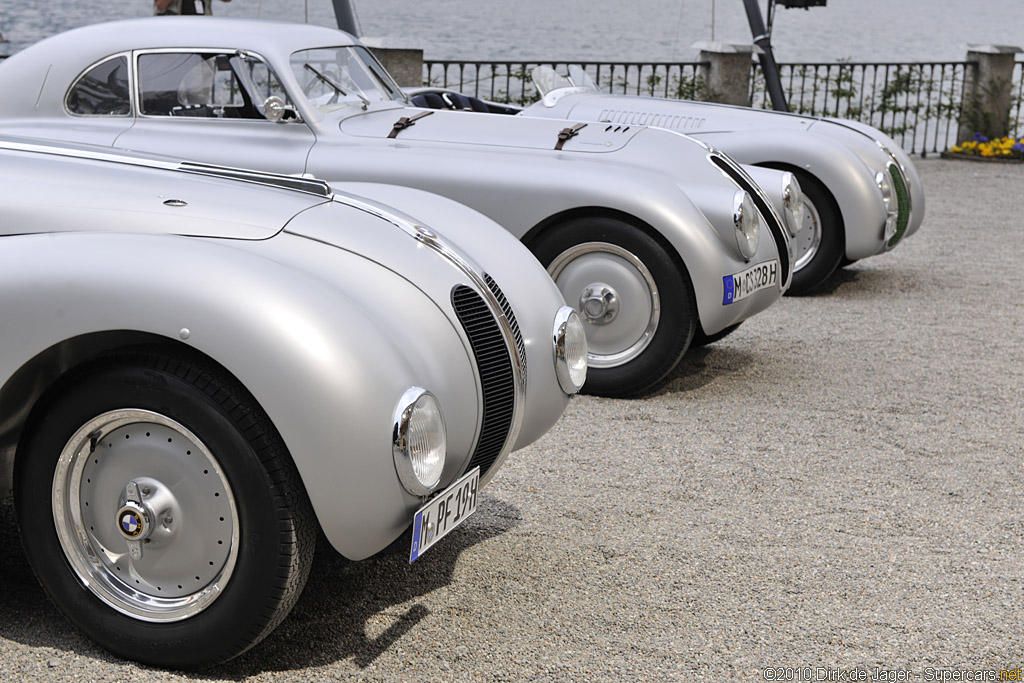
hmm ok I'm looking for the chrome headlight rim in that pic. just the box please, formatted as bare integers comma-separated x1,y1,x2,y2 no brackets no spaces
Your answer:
552,306,588,394
392,387,447,497
732,190,760,259
875,169,898,241
781,172,803,238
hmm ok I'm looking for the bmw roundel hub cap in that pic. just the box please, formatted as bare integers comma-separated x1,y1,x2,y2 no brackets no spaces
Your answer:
116,504,147,539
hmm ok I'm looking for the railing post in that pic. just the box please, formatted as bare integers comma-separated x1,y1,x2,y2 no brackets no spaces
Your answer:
958,44,1022,141
693,42,758,106
363,40,425,88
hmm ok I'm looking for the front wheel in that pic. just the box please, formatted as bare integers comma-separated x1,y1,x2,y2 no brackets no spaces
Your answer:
15,349,315,670
530,216,696,397
783,169,845,295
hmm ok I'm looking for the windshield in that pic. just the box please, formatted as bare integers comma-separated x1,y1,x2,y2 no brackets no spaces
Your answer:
531,65,600,98
290,46,405,112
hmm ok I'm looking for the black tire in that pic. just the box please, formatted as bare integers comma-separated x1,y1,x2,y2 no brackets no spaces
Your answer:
15,348,315,670
781,169,845,295
690,322,742,348
529,216,696,398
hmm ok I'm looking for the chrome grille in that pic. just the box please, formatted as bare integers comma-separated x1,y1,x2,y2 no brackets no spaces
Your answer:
708,153,792,286
887,161,911,247
483,273,527,384
451,285,516,479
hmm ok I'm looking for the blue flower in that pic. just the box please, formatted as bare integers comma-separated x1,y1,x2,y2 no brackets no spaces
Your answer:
972,132,990,142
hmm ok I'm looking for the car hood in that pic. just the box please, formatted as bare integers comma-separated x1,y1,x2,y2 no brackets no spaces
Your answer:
0,138,328,240
521,92,822,135
339,105,640,153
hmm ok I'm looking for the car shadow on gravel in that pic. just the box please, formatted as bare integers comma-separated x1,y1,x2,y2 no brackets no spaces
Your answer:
208,493,522,676
0,493,521,676
651,345,757,396
789,265,863,297
0,498,112,655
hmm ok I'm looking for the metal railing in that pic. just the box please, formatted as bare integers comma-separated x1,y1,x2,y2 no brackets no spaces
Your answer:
424,60,706,107
751,61,976,156
424,58,1024,156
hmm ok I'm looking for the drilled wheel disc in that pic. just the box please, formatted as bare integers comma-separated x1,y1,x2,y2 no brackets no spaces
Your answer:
547,242,661,368
51,409,239,622
793,195,823,272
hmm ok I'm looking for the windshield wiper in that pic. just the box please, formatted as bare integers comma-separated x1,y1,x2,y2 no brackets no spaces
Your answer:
303,63,370,110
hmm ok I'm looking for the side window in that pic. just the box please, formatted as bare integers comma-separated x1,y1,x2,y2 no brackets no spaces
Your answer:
138,53,213,116
138,51,292,120
246,62,291,105
66,56,130,116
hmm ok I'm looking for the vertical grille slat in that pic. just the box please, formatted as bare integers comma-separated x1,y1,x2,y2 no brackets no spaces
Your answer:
451,285,517,479
483,274,528,383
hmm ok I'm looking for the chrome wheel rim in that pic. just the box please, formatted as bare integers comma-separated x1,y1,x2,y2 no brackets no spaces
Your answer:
51,409,239,622
793,195,823,272
547,242,660,368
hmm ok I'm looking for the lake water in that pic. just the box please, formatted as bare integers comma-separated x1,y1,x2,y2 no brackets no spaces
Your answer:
2,0,1023,63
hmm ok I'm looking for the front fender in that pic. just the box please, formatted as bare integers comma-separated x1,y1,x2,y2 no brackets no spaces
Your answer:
817,117,926,240
328,181,574,449
692,129,890,260
0,231,478,560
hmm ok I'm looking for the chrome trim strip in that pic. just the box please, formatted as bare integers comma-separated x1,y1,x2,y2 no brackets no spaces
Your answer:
179,162,332,196
0,139,332,197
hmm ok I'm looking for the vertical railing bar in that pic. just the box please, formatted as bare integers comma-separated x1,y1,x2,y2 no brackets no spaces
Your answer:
798,65,807,113
921,64,929,154
900,65,910,150
932,64,946,153
920,64,933,156
856,64,867,123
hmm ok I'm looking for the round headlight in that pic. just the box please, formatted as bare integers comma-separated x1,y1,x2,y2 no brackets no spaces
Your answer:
876,170,894,212
392,387,446,496
733,190,760,259
781,172,803,238
876,170,898,241
553,306,588,393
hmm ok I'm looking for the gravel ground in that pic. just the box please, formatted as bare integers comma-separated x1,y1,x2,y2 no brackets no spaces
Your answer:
1,158,1021,681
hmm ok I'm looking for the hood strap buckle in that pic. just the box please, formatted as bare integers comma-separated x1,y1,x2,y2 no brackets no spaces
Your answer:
388,110,434,139
554,123,587,150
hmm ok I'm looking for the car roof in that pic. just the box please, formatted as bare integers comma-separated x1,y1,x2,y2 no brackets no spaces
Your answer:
0,18,359,119
15,17,356,61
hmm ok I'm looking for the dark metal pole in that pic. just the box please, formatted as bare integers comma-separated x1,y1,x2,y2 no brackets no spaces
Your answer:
742,0,789,111
331,0,361,36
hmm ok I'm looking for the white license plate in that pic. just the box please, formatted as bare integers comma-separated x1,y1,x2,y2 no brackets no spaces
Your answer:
409,467,480,563
722,260,779,304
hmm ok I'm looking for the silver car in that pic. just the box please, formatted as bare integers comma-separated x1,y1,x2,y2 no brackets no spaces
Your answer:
0,17,797,398
483,66,925,294
0,136,586,669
